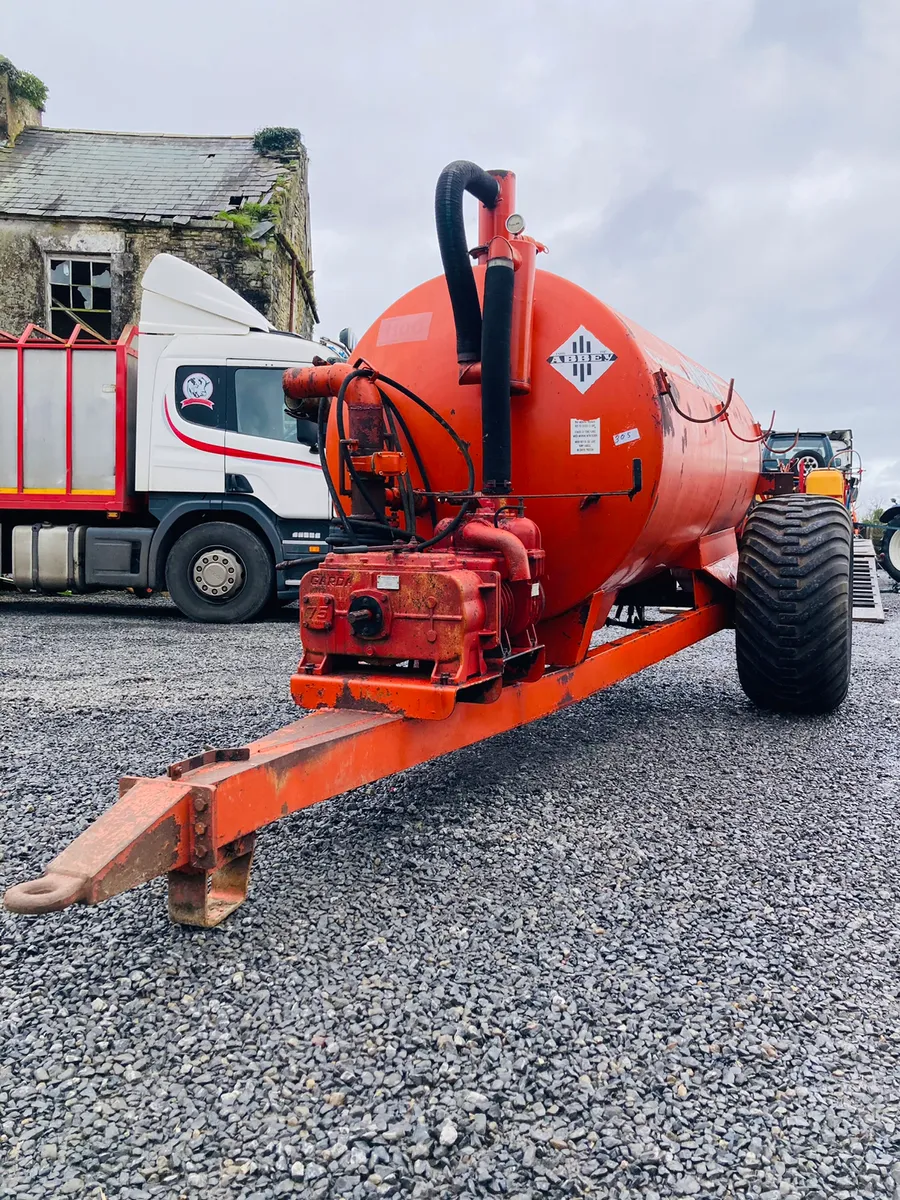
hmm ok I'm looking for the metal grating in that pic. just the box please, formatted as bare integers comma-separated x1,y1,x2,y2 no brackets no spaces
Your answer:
852,538,884,623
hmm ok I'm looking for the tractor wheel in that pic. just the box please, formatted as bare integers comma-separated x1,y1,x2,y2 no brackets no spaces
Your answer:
882,526,900,583
735,495,852,713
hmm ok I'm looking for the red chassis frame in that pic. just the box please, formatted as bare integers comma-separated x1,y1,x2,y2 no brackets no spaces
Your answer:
0,323,138,513
4,578,729,927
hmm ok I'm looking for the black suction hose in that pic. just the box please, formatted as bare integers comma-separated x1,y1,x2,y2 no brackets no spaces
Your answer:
434,161,500,363
480,252,515,494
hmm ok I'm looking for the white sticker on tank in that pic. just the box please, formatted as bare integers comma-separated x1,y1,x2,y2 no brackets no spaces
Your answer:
613,427,640,446
377,574,401,591
548,326,617,394
570,418,601,455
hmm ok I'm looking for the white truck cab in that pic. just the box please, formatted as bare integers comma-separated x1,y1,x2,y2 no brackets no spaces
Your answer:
1,254,340,622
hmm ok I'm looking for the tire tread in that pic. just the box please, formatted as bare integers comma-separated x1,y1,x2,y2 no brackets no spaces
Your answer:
735,495,852,713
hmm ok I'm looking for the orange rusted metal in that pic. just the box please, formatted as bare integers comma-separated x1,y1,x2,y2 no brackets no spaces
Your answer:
3,595,729,925
291,673,463,721
350,450,407,477
283,362,380,409
3,778,192,915
293,502,547,718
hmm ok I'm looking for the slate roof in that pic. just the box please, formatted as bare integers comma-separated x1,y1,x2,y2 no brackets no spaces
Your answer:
0,128,290,222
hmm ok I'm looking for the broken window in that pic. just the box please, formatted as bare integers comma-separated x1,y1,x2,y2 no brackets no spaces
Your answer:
48,257,113,340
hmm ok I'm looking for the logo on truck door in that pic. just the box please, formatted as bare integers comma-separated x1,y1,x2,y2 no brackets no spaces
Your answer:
174,365,222,429
181,372,215,408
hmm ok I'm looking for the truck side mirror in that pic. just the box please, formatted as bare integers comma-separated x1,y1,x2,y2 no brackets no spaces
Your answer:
295,417,319,452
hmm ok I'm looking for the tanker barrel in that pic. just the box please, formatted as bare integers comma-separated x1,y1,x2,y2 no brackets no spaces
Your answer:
434,161,500,363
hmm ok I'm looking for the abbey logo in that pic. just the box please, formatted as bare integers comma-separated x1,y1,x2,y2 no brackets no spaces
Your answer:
548,326,617,395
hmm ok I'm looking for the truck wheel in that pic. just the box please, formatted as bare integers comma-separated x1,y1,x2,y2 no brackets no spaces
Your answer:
165,522,274,623
882,526,900,583
735,495,852,713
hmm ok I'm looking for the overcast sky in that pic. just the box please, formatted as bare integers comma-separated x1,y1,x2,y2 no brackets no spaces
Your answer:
6,0,898,504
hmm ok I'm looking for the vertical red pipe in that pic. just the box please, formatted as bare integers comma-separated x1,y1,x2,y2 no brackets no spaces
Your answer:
114,331,129,509
509,239,536,395
475,171,536,394
65,336,74,495
477,171,516,250
16,329,27,493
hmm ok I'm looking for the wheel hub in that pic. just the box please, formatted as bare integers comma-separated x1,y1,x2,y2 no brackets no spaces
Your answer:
192,549,244,599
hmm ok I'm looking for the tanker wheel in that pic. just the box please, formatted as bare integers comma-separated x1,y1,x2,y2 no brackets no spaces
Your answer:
882,526,900,583
165,522,274,624
735,494,852,713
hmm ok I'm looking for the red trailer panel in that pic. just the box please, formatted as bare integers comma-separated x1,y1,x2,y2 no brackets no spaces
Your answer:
0,323,139,513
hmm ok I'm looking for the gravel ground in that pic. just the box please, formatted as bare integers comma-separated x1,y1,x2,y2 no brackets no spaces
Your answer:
1,584,899,1200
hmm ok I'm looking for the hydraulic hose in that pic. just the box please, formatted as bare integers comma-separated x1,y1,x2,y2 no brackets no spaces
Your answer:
435,161,500,364
480,248,515,494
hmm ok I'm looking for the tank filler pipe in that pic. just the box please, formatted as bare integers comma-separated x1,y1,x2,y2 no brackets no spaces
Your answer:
434,161,501,364
480,237,516,494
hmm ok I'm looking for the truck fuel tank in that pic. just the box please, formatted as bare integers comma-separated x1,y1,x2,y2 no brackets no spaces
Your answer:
12,524,152,592
13,524,86,591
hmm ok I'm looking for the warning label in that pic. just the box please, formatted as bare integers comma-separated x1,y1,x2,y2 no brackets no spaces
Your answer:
570,417,601,455
548,326,617,394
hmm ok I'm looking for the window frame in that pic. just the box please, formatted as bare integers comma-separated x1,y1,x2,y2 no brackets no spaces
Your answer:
46,253,113,340
226,364,317,450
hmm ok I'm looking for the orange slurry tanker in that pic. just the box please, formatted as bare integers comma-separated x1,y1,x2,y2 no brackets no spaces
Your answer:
4,162,853,927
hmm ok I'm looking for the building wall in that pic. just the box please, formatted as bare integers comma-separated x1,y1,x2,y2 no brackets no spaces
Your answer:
0,71,43,144
120,224,275,331
0,158,314,338
0,216,48,332
267,149,315,337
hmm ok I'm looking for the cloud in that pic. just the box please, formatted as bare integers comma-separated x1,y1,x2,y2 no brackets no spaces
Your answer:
4,0,897,497
744,0,862,63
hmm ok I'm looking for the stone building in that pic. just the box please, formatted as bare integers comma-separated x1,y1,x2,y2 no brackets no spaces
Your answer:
0,61,316,340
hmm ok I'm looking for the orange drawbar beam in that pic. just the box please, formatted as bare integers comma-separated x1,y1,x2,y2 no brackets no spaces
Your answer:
3,599,729,926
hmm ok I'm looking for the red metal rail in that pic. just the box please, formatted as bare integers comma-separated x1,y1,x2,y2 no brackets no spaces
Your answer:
3,593,729,926
0,323,138,512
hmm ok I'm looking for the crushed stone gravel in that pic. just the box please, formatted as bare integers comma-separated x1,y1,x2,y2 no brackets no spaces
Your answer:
1,585,899,1199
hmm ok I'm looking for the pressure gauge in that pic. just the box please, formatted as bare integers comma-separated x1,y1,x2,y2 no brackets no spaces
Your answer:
505,213,526,235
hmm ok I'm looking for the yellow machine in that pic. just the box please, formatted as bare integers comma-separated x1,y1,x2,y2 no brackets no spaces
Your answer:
804,468,846,501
